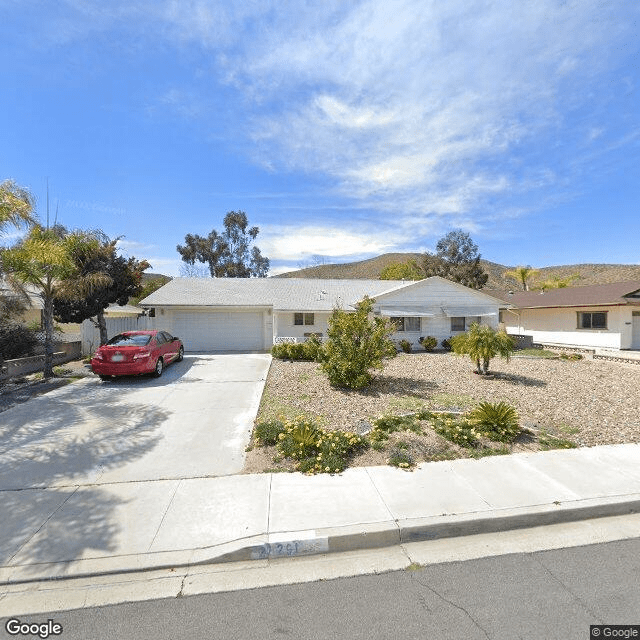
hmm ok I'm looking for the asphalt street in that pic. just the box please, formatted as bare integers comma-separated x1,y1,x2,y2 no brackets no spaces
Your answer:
5,537,639,640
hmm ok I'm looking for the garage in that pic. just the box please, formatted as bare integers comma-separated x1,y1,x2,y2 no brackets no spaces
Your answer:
172,310,265,352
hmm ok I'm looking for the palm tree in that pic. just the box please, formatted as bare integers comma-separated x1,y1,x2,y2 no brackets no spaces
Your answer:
2,227,111,378
0,180,36,235
450,323,516,375
503,266,539,291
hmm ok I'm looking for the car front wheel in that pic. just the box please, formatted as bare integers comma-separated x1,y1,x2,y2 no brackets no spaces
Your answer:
176,346,184,362
153,358,163,378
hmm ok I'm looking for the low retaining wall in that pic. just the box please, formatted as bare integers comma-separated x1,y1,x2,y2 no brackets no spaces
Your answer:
0,342,82,380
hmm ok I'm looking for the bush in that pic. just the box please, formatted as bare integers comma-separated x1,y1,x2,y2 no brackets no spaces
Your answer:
468,401,521,442
431,415,480,447
321,297,396,389
271,335,324,361
399,339,412,353
419,336,437,351
254,419,286,445
441,336,453,351
560,352,583,361
0,323,39,360
387,447,415,469
273,416,368,473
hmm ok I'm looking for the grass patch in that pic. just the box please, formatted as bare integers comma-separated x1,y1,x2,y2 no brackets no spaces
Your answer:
468,446,510,459
538,431,578,450
429,393,475,410
386,395,427,413
515,348,558,358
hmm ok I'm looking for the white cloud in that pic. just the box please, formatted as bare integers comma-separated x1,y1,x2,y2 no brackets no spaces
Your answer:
28,0,640,235
260,225,401,261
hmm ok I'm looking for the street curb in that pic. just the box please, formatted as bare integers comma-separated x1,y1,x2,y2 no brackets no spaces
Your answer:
4,493,638,586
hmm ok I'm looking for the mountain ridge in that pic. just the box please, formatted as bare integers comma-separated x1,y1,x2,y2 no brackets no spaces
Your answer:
275,253,640,291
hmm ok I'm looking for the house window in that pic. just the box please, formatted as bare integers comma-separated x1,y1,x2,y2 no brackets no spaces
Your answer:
390,317,420,332
578,311,607,329
451,316,482,332
294,312,315,326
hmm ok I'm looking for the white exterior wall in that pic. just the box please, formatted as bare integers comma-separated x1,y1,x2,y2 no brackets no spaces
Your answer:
273,311,332,341
503,306,633,350
373,278,500,348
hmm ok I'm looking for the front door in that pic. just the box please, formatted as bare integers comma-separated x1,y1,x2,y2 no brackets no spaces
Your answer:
632,311,640,349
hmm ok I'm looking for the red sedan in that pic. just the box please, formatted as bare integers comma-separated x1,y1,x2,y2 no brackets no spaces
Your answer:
91,330,184,380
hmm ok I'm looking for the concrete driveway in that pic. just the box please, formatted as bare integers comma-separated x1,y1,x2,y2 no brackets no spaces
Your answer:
0,353,272,490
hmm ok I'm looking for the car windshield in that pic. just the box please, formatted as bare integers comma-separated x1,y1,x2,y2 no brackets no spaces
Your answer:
106,334,152,347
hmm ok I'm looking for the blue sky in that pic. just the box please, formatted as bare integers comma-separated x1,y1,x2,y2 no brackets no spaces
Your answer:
1,0,639,276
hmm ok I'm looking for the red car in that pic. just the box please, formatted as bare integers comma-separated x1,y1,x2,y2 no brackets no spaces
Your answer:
91,330,184,380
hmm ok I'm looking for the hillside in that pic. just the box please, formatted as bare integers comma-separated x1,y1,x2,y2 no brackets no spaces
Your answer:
276,254,640,291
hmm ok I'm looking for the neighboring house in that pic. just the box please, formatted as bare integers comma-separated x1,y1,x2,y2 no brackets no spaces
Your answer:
0,280,43,328
138,276,504,352
499,280,640,351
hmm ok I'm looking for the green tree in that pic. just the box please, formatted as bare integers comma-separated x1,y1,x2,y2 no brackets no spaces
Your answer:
0,179,36,237
422,230,488,289
450,323,516,375
379,259,423,280
2,226,109,377
503,266,539,291
53,230,150,345
177,211,269,277
533,274,580,290
321,297,396,389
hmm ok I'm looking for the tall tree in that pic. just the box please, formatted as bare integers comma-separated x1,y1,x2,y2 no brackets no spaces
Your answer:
177,211,269,278
422,229,488,289
53,230,150,345
0,179,36,237
503,266,540,291
2,226,110,377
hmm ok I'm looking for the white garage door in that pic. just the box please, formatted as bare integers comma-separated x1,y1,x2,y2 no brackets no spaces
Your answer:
173,311,264,351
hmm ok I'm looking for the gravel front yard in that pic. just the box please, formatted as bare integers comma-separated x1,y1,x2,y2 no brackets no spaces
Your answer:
244,352,640,473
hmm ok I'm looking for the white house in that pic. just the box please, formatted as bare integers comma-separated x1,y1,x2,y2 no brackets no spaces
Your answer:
500,280,640,351
138,276,505,352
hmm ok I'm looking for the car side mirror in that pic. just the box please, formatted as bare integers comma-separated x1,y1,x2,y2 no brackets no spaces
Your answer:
173,337,179,342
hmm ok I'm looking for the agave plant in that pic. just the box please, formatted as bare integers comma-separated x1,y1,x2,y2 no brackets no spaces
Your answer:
468,401,521,442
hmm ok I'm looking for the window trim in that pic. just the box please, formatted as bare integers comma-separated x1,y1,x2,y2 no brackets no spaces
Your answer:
390,316,421,332
577,311,608,330
294,312,315,326
450,317,466,332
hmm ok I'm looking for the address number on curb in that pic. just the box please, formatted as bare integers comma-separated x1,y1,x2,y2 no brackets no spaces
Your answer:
251,538,329,560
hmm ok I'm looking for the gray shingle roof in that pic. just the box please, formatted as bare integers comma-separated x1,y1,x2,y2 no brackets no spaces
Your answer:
139,277,410,311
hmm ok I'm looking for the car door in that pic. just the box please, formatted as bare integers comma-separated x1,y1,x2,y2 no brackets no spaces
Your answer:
160,331,177,362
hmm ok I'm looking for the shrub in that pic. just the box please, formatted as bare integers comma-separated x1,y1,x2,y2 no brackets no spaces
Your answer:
560,352,583,361
271,335,324,361
431,415,480,447
468,401,521,442
0,323,39,360
321,297,396,389
419,336,437,351
399,339,412,353
450,323,516,375
274,416,368,473
387,447,415,469
254,419,286,445
441,336,453,351
373,414,422,434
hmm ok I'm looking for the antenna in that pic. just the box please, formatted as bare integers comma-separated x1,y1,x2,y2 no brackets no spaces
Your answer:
46,177,49,229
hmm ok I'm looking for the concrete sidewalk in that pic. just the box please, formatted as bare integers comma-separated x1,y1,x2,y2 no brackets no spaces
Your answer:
2,443,640,586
